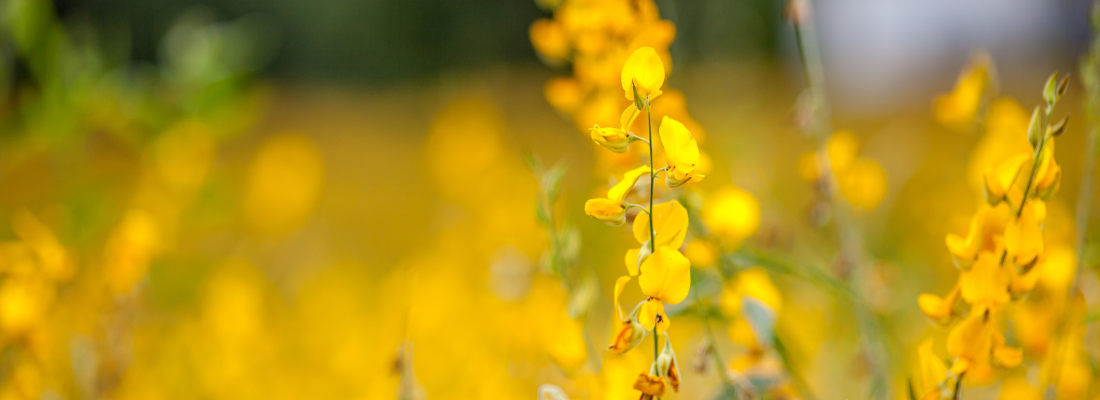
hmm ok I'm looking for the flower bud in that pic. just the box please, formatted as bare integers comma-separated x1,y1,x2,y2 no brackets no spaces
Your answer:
1027,106,1043,148
584,198,626,226
656,333,681,392
607,317,647,354
589,125,632,153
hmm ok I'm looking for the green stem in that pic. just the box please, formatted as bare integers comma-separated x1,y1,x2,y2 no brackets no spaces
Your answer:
700,311,739,398
646,99,661,400
791,9,891,397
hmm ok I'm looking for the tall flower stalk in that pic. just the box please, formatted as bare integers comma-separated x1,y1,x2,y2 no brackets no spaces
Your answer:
586,46,702,399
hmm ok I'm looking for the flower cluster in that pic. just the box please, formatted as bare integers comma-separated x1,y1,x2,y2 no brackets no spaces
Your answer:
529,0,709,176
916,72,1069,394
583,46,703,399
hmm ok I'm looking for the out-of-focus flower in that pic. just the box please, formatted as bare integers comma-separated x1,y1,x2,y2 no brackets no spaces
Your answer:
1003,200,1045,266
243,133,325,234
719,268,782,317
918,283,959,325
584,165,650,226
916,339,947,400
103,209,162,295
958,252,1010,307
658,116,704,187
702,186,760,249
530,19,571,65
934,53,994,131
621,47,664,103
798,130,887,211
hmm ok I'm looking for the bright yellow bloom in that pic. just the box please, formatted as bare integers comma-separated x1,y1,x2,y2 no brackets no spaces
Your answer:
959,252,1010,307
945,204,1010,266
638,247,691,304
621,46,664,102
590,105,642,153
1003,200,1045,267
983,153,1029,205
624,200,688,276
608,276,647,353
946,304,1021,383
934,53,992,131
702,186,760,249
584,165,651,226
1033,140,1060,199
659,116,704,187
918,283,959,325
637,247,690,332
916,339,947,400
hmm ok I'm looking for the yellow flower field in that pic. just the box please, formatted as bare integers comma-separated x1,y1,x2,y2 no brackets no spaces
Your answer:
0,0,1099,399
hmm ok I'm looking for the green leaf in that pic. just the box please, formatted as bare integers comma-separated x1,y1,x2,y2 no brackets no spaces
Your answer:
741,296,777,348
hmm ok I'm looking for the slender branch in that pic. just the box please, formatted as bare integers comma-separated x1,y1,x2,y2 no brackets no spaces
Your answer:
790,6,891,396
700,311,740,398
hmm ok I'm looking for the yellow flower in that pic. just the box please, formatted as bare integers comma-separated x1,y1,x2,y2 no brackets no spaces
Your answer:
590,105,642,153
584,165,651,226
632,373,666,400
916,339,947,400
702,186,760,249
544,77,584,115
1003,200,1045,267
1033,140,1060,199
959,252,1010,307
637,247,690,333
621,46,664,102
798,130,887,210
530,18,571,65
624,200,688,276
983,153,1029,205
918,283,959,325
934,53,992,131
946,304,1021,383
608,276,647,354
683,239,718,268
720,267,782,317
658,116,704,187
798,130,859,181
945,204,1010,267
837,158,888,211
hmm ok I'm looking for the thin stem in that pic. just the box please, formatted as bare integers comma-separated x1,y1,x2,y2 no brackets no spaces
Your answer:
647,100,656,252
952,371,965,400
999,105,1050,266
700,309,739,398
791,8,890,396
646,99,661,400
